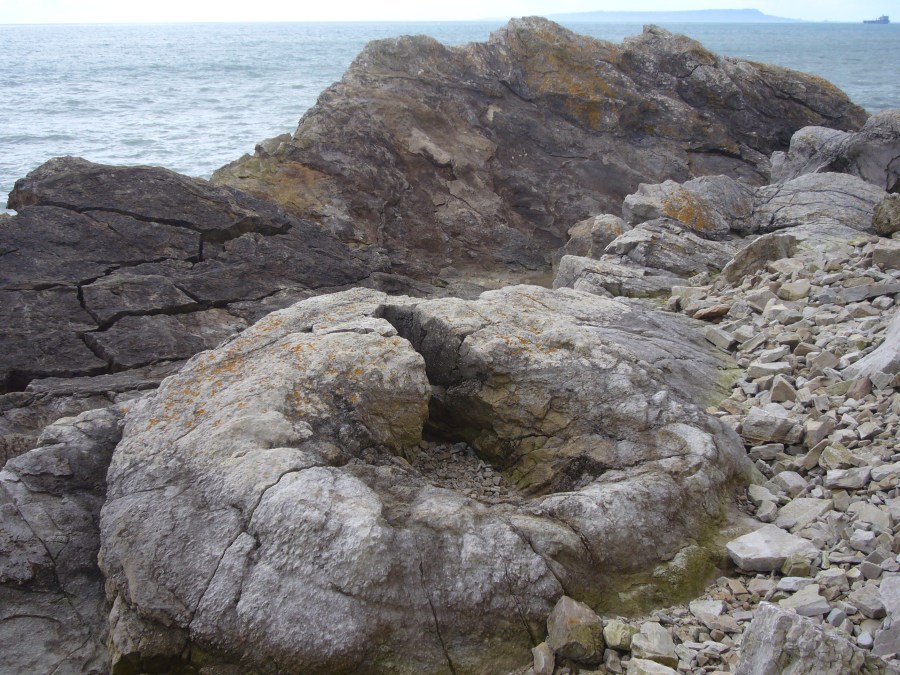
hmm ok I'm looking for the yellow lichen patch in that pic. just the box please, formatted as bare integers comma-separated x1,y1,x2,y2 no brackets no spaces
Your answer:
661,190,718,234
214,157,341,223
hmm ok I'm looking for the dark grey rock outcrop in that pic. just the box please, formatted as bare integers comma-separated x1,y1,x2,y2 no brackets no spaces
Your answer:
214,18,865,284
1,158,392,455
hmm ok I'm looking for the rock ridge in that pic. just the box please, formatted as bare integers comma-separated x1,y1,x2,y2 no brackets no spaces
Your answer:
214,17,865,282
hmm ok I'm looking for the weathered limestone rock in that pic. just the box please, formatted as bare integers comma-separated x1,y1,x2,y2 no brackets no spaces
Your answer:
553,255,682,299
778,583,830,616
631,622,678,668
604,619,639,651
532,642,555,675
604,219,739,277
2,158,378,388
770,109,900,192
546,595,605,664
750,172,887,235
726,525,818,572
736,603,875,674
0,158,387,459
622,175,754,239
98,286,750,673
874,194,900,237
0,406,125,675
775,498,833,533
558,214,631,261
844,312,900,381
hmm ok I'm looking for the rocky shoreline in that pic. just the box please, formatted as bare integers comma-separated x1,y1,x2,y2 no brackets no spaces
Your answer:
1,17,898,675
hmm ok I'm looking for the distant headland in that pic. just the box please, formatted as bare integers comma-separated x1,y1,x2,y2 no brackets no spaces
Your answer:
548,8,802,23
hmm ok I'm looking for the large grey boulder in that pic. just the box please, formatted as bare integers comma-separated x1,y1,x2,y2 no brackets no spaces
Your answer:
0,406,125,675
604,218,739,277
750,172,887,235
735,602,893,674
0,157,386,461
622,175,754,238
771,109,900,192
553,255,683,299
99,286,750,673
844,311,900,381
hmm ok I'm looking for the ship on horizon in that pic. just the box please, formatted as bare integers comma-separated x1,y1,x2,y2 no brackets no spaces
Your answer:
863,15,890,24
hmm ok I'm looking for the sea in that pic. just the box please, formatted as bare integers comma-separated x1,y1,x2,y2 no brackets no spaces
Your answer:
1,21,898,206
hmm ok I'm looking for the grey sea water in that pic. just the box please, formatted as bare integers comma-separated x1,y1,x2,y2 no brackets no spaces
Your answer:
1,21,898,203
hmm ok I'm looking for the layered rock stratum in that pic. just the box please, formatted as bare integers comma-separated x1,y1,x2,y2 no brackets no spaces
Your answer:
1,16,898,675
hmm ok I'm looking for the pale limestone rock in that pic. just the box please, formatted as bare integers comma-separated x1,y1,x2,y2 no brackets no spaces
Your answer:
604,620,639,651
547,596,605,664
98,286,750,673
726,525,818,572
631,622,678,668
736,603,871,674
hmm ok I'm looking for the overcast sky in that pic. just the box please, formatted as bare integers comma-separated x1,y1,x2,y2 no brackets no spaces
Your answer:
0,0,892,24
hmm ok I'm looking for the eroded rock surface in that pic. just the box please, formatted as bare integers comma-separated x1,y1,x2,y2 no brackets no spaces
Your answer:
771,109,900,192
214,18,865,283
98,286,750,673
0,406,125,675
1,158,390,456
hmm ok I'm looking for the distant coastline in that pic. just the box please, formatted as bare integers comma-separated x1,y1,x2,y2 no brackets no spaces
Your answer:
548,9,802,23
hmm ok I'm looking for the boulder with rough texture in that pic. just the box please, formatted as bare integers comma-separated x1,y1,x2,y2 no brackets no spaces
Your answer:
0,406,125,675
735,602,889,674
604,218,739,276
557,214,631,261
844,312,900,381
214,18,864,283
546,595,604,664
98,286,750,673
553,255,683,299
875,194,900,237
771,109,900,192
726,524,819,572
750,172,887,235
622,175,754,238
630,622,678,668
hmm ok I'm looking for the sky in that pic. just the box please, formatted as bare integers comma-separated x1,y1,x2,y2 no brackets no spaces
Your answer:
0,0,893,24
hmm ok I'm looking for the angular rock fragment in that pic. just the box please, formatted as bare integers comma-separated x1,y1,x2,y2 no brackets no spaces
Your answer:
736,603,874,674
726,524,818,572
546,596,605,664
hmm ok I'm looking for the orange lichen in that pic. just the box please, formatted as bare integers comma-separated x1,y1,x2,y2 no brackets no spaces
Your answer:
662,190,718,234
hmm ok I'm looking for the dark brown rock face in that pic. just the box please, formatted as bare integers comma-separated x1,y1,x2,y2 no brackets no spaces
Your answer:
214,18,866,284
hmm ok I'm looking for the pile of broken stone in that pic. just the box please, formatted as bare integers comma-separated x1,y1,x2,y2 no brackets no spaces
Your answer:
535,115,900,673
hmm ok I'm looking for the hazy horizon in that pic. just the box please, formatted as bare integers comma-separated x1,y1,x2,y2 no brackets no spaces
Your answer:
0,1,893,25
